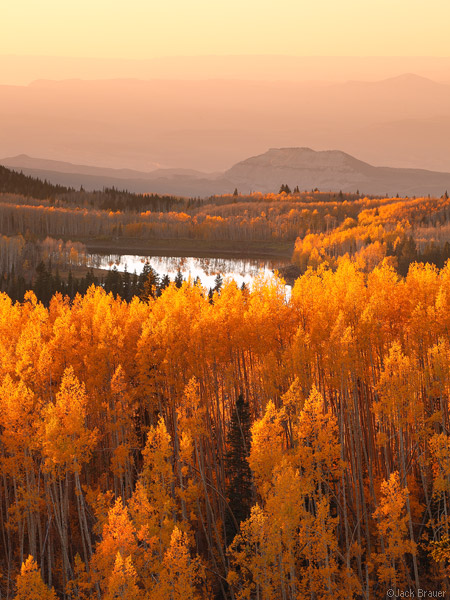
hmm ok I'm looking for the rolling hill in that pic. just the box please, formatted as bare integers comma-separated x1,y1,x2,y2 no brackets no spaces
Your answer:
2,148,450,197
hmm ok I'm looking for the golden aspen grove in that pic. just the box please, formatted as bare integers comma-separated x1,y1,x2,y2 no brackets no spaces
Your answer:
2,171,450,598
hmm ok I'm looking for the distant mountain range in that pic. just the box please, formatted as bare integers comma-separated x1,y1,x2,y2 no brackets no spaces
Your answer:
4,55,450,86
2,148,450,197
1,74,450,173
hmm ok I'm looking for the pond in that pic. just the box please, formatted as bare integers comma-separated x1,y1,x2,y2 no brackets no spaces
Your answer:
88,254,289,290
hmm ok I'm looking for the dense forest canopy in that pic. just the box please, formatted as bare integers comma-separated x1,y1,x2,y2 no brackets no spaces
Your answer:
1,166,450,597
1,265,450,598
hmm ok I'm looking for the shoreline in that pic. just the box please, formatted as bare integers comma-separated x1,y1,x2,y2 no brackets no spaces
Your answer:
83,237,295,261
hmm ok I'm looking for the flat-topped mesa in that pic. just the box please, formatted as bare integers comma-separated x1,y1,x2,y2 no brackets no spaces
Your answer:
224,147,373,192
228,147,368,171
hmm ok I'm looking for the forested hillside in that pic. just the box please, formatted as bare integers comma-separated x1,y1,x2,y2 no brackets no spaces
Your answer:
1,265,450,598
293,192,450,275
0,165,73,199
0,165,187,212
2,170,450,598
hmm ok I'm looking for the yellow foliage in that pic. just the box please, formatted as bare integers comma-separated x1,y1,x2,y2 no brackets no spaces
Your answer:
14,556,57,600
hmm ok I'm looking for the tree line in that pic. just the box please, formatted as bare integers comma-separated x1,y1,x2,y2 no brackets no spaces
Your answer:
0,166,189,213
0,190,418,244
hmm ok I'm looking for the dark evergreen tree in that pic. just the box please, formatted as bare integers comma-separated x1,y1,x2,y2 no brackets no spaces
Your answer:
122,267,131,301
159,273,171,293
174,270,184,288
224,394,253,545
34,261,52,305
137,262,152,293
396,235,418,276
85,268,98,290
140,265,159,302
104,266,122,297
214,273,223,293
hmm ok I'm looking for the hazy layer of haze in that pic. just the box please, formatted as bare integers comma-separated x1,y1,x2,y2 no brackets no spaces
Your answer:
2,55,450,86
1,69,450,172
1,0,450,176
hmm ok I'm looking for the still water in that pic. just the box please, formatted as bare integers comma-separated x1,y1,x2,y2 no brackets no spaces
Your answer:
89,254,289,289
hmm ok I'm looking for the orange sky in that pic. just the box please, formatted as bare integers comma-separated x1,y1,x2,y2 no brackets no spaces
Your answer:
1,1,449,171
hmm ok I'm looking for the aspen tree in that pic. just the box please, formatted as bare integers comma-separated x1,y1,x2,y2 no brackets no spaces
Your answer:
14,556,57,600
373,472,416,589
148,527,204,600
104,553,142,600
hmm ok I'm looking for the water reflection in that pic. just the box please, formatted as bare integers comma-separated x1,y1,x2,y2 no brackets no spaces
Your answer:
89,254,288,290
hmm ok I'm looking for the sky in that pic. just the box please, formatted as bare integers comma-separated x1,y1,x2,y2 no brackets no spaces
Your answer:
1,0,450,172
1,0,450,58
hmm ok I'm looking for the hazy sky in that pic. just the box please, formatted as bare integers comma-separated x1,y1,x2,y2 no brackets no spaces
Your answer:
2,0,449,58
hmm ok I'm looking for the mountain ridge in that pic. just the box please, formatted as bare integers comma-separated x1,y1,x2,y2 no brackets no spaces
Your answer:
2,147,450,197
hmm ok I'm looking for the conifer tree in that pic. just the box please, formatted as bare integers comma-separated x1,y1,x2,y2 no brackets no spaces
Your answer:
225,394,253,544
174,270,184,288
214,273,223,293
139,263,159,301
